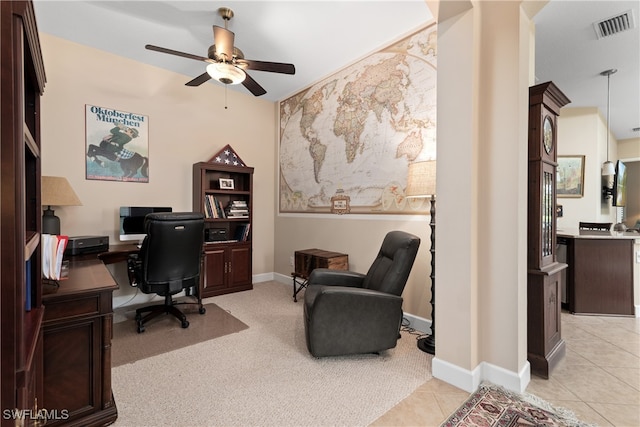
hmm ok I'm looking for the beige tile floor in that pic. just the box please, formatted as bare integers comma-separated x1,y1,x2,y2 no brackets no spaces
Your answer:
371,311,640,426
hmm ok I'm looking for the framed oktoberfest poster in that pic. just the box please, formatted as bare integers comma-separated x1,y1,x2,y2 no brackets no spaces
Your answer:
85,105,149,182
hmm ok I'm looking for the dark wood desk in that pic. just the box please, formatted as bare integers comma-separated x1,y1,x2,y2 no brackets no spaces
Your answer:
97,244,140,265
42,253,122,426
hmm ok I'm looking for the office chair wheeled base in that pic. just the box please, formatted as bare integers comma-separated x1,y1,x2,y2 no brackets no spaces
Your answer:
134,294,205,333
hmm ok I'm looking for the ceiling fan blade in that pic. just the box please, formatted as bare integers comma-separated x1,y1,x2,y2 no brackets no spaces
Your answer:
242,73,267,96
185,72,212,87
145,44,210,63
242,59,295,75
213,26,235,61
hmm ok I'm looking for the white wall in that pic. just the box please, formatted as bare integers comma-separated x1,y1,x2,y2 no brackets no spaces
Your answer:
39,34,276,306
556,107,616,230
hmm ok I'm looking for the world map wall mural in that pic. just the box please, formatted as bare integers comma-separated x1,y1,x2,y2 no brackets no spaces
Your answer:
279,23,437,214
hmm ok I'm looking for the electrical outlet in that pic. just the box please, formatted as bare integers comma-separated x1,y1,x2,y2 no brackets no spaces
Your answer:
290,256,294,267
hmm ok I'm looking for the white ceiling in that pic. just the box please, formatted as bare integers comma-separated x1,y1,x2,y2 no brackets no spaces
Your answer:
533,1,639,141
33,1,639,141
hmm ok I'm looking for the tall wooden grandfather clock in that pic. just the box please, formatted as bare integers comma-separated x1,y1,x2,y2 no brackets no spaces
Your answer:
527,82,570,378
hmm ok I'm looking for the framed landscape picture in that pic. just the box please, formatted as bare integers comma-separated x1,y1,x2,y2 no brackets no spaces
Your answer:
557,155,585,198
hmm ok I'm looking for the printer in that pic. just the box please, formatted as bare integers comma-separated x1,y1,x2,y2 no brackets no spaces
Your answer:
64,235,109,256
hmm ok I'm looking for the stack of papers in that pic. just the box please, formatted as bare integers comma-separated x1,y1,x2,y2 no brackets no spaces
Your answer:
42,234,69,280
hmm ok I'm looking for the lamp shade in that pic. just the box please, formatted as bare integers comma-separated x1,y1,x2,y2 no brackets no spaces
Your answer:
206,62,246,85
42,176,82,207
406,160,436,198
601,160,615,176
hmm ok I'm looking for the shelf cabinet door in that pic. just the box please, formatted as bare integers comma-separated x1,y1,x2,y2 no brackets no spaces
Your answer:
203,247,226,296
201,244,253,298
228,245,251,287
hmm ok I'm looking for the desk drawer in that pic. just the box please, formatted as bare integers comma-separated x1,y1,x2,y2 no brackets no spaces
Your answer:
44,294,102,322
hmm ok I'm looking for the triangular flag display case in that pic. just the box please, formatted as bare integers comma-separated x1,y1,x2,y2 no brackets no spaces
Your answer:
208,144,248,168
193,146,254,297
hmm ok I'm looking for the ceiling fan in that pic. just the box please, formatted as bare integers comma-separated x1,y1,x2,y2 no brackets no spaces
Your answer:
145,7,295,96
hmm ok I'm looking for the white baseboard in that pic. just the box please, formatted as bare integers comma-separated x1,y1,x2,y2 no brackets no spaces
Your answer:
402,312,431,335
272,272,291,284
254,272,276,283
432,357,530,393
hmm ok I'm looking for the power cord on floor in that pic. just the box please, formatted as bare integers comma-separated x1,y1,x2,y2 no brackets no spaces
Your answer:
114,287,139,309
400,316,430,343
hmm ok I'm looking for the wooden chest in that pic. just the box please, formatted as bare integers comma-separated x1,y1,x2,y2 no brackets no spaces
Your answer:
294,248,349,278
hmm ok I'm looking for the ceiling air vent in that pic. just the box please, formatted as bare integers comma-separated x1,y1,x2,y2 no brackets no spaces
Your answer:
593,10,636,39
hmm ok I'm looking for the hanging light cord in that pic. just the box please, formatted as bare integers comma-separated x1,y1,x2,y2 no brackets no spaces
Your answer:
601,68,617,163
606,72,610,162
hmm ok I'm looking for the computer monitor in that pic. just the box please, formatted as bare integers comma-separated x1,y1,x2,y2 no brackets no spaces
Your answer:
119,206,172,242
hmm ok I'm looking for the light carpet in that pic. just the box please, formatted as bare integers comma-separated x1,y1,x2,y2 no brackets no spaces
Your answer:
112,302,249,367
111,281,433,426
441,382,596,427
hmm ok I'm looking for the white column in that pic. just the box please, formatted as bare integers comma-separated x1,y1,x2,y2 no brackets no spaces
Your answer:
432,0,534,393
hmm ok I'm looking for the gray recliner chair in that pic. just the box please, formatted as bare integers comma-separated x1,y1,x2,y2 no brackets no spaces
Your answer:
303,230,420,357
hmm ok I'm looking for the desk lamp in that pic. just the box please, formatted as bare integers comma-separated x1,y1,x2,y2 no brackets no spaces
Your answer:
405,160,436,354
42,176,82,235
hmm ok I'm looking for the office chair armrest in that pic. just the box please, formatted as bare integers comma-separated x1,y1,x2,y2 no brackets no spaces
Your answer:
127,254,141,287
308,268,365,288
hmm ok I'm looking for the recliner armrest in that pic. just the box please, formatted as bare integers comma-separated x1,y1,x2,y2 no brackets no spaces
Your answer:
312,286,402,307
308,268,365,288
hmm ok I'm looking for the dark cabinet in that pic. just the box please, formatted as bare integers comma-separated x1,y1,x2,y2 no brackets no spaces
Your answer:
565,236,635,316
41,259,118,426
193,157,253,298
203,243,252,297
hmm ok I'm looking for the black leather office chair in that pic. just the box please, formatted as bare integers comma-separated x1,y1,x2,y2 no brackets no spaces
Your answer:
127,212,205,333
303,230,420,357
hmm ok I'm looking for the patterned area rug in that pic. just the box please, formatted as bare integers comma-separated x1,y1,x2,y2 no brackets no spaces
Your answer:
442,382,595,427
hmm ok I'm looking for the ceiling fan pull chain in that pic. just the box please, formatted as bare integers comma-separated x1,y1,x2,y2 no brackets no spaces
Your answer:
225,85,228,110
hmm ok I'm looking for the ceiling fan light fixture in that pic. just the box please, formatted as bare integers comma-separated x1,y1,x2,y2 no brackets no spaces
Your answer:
206,62,245,85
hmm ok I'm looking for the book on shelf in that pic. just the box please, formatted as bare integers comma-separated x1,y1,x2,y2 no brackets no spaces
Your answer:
204,195,227,219
204,195,214,218
225,200,249,218
41,234,69,280
234,223,251,241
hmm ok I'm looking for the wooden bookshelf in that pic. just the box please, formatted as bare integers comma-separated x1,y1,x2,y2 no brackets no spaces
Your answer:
1,1,47,424
193,162,254,297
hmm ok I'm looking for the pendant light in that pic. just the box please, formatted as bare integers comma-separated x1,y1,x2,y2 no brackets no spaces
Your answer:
601,69,616,176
